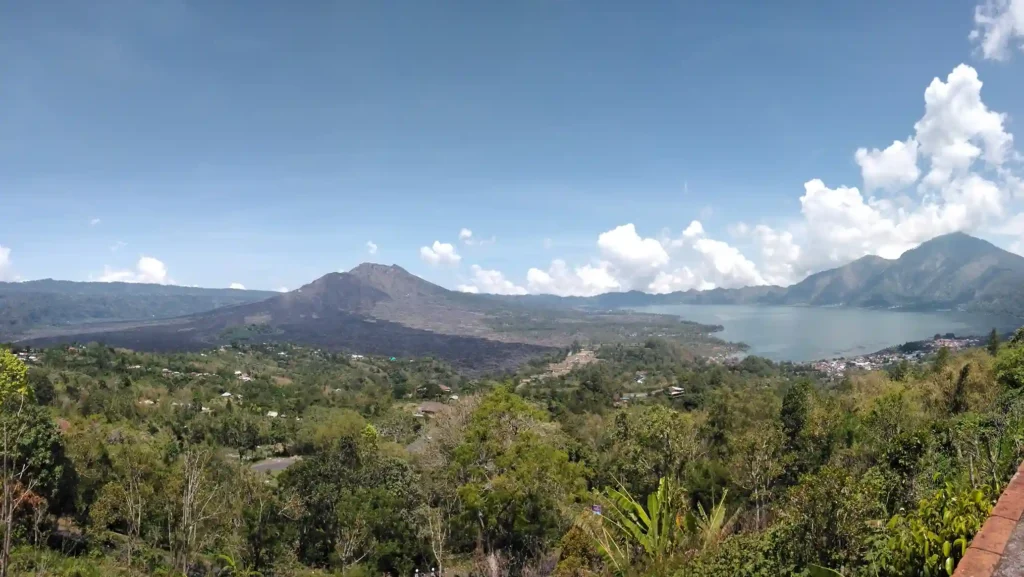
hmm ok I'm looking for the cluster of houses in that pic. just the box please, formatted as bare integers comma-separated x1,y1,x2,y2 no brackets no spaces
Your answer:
413,383,460,418
810,335,982,378
616,385,685,406
13,351,38,364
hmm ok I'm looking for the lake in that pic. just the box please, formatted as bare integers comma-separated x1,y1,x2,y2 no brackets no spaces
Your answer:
631,304,1021,362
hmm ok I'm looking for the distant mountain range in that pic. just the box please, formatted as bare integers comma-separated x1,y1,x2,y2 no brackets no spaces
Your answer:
14,264,722,372
501,233,1024,317
0,280,276,339
6,232,1021,369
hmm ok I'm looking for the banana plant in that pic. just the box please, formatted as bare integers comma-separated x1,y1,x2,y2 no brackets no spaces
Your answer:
684,489,738,552
586,477,684,576
216,554,263,577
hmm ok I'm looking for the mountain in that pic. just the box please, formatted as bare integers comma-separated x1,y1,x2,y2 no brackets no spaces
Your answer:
18,264,725,372
0,280,276,340
776,233,1024,313
498,233,1024,316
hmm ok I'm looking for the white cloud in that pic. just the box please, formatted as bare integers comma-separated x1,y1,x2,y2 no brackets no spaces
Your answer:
915,65,1012,187
0,245,12,281
526,259,621,297
97,256,172,284
419,241,462,266
458,265,528,295
463,62,1023,296
458,228,495,246
648,268,714,293
749,225,803,285
277,286,289,293
855,139,920,192
110,241,127,252
89,218,101,226
229,282,246,290
543,238,553,249
598,224,670,270
682,220,705,239
692,237,766,288
971,0,1024,60
366,241,378,255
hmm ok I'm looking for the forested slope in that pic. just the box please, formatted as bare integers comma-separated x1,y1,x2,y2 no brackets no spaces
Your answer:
2,329,1024,576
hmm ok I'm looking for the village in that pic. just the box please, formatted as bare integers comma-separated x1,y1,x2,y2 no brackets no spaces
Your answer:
809,334,983,378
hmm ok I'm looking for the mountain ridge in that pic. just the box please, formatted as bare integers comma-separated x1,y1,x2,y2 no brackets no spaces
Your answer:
511,232,1024,316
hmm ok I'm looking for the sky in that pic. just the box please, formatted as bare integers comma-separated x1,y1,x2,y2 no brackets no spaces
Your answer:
3,0,1024,295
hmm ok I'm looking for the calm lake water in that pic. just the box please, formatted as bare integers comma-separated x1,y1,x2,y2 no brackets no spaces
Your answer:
631,304,1021,362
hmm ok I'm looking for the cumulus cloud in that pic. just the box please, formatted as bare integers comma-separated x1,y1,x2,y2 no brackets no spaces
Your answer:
419,241,462,266
0,245,12,281
366,241,378,255
915,65,1012,187
89,218,101,226
683,221,705,239
648,268,713,294
598,224,670,269
691,237,766,288
457,265,528,295
229,282,246,290
459,62,1023,296
971,0,1024,60
458,228,495,246
855,139,920,192
526,259,621,297
97,256,172,284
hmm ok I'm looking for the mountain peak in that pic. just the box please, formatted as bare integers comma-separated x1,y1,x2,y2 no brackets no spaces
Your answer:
349,262,409,276
904,231,1008,263
346,263,448,299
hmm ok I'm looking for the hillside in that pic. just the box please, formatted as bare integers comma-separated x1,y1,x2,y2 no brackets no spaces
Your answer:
774,233,1024,313
0,280,276,339
18,265,729,371
508,233,1024,317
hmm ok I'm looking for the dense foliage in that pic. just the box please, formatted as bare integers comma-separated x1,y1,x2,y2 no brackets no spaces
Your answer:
2,330,1024,577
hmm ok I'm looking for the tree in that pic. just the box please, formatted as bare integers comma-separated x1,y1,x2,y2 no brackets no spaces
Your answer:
167,447,227,575
452,388,587,567
26,370,54,407
236,469,301,573
729,425,784,530
948,363,972,415
283,427,425,575
1,351,70,577
987,329,1001,356
781,380,811,448
600,406,705,498
995,345,1024,391
419,505,451,577
933,347,951,373
1011,327,1024,346
90,437,162,575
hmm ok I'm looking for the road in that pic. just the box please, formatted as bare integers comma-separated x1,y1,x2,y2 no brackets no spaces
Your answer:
250,456,301,473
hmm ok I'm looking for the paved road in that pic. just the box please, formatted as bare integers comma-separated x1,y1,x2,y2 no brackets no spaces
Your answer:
250,456,301,473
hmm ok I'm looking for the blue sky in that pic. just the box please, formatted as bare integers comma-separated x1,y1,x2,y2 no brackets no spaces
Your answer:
3,0,1024,294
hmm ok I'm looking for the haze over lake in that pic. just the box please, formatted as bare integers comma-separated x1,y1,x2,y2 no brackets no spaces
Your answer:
632,304,1020,362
